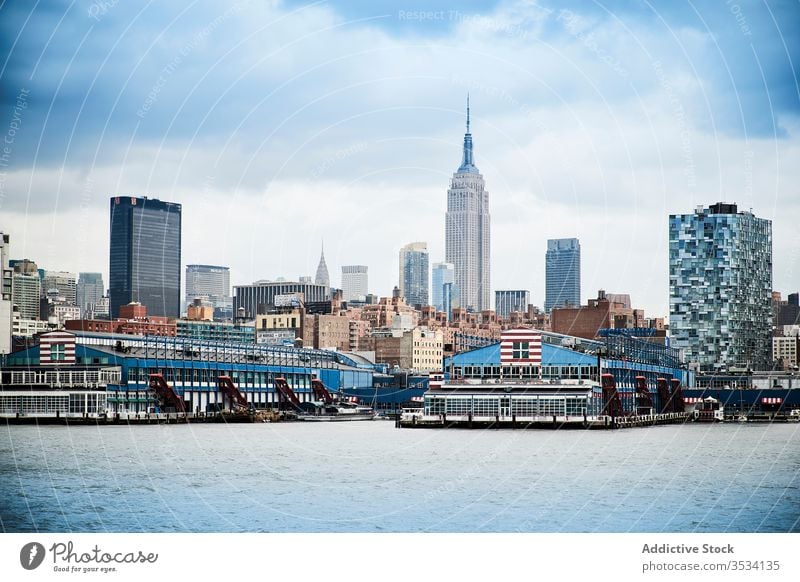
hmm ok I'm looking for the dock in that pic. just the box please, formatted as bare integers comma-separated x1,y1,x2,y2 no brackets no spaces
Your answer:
398,411,690,429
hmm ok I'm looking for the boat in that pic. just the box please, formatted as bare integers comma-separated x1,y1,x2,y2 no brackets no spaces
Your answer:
297,401,376,422
692,396,724,422
788,409,800,422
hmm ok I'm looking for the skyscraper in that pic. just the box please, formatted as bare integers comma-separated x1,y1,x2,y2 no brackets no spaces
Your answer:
77,272,105,317
669,203,772,371
399,242,429,307
431,262,454,312
185,265,231,311
545,238,581,313
445,97,490,312
341,265,368,302
314,244,330,290
12,260,41,320
495,290,530,319
109,196,182,318
43,271,77,305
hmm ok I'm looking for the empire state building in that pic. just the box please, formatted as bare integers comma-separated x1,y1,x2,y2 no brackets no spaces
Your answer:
445,97,490,312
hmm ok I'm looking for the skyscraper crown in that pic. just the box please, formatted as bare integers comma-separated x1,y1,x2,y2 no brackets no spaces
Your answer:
457,95,479,174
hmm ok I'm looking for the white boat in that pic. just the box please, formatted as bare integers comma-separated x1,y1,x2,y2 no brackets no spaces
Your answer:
297,401,376,422
692,396,724,422
788,409,800,422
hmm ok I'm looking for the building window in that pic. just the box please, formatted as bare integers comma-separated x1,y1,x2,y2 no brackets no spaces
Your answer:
51,343,66,361
512,341,529,359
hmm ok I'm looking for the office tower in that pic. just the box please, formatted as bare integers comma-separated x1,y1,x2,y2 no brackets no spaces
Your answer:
42,271,77,305
545,238,581,313
234,280,329,318
315,244,330,289
77,272,105,317
109,196,182,318
399,242,429,307
185,264,231,310
431,262,454,312
669,203,772,371
495,290,530,319
442,282,459,321
445,97,490,312
12,269,41,320
341,265,368,302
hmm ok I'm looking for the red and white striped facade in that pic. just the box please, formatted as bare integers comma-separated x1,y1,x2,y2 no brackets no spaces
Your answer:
500,329,542,365
39,331,77,366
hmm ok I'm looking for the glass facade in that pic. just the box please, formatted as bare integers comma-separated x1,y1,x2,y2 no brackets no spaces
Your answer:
545,238,580,313
399,242,429,307
669,204,772,371
109,197,182,318
495,290,530,318
431,262,454,312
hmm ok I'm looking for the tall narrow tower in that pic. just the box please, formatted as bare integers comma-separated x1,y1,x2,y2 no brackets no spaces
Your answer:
445,96,491,312
314,242,330,290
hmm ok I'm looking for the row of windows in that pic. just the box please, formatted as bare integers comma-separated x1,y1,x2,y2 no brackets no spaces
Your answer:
126,367,311,390
454,365,599,379
0,394,106,414
428,396,589,417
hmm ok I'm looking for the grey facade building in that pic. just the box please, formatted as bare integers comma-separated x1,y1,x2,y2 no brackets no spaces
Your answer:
43,271,77,305
234,281,329,318
545,238,581,313
341,265,368,302
445,98,491,312
185,264,231,310
669,203,772,371
399,242,429,307
109,196,182,318
431,262,454,312
77,272,105,317
495,290,530,319
11,261,41,320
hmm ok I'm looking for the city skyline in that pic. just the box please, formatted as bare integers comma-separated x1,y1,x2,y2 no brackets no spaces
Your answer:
0,1,798,317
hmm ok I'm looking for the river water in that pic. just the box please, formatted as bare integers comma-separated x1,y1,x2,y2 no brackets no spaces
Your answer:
1,421,798,532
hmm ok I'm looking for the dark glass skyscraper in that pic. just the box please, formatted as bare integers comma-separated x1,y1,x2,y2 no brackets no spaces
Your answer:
545,238,581,313
109,196,181,318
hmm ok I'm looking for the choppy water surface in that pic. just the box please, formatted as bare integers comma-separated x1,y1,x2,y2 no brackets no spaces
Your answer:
1,422,798,532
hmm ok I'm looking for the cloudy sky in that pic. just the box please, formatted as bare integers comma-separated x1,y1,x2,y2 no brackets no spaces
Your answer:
1,0,798,316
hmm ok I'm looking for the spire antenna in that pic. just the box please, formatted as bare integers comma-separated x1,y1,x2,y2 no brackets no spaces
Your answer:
466,94,470,133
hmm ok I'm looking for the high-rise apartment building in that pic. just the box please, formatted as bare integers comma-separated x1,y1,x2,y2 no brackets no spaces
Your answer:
399,242,429,307
185,264,231,312
77,272,105,317
431,262,455,312
109,196,182,318
669,203,772,371
445,98,490,312
545,238,581,313
341,265,368,302
10,259,41,320
495,290,530,319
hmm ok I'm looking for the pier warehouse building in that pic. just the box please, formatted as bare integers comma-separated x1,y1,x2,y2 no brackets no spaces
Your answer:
434,329,695,419
1,331,375,419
